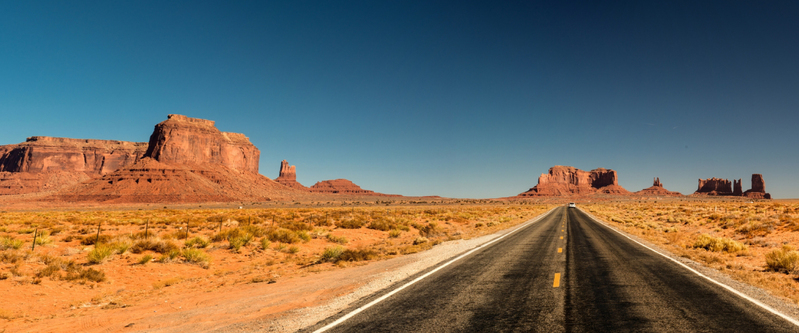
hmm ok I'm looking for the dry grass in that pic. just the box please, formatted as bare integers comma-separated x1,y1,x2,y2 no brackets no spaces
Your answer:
0,202,549,322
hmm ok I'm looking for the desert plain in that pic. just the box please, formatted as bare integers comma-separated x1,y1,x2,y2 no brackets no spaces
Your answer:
1,114,797,332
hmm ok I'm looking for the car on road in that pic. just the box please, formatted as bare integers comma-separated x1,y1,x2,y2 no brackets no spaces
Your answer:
568,203,576,208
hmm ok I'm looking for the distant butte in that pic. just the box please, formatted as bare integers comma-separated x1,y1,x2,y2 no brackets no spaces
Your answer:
517,166,631,197
310,179,384,195
694,174,771,199
634,177,682,196
275,160,307,189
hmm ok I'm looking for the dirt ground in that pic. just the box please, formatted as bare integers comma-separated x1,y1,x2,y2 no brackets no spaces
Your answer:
0,202,548,332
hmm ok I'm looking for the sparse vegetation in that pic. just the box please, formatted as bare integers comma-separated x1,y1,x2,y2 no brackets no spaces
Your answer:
87,244,114,264
326,234,348,244
765,245,799,274
321,246,345,262
0,236,24,250
0,203,546,325
692,234,748,253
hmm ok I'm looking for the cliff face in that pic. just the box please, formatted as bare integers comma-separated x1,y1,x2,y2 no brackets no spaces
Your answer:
0,137,147,195
0,136,147,175
144,114,259,173
518,166,630,196
274,160,306,189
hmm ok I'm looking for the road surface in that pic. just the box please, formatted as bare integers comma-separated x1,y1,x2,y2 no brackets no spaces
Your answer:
305,207,798,332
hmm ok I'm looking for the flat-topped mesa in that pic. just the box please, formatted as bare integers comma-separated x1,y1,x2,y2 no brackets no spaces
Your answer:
309,179,381,195
635,177,682,196
695,177,733,195
0,136,147,175
744,174,771,199
143,114,259,173
274,160,307,189
518,166,630,196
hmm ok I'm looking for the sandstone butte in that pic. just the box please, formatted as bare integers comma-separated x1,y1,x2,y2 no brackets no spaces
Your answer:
634,177,682,196
274,160,307,190
272,159,394,196
693,174,771,199
517,166,631,197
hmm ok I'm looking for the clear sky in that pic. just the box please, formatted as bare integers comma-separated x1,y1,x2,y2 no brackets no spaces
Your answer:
1,1,798,198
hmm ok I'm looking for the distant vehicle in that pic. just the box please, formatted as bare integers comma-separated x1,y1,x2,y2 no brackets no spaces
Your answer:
568,203,576,208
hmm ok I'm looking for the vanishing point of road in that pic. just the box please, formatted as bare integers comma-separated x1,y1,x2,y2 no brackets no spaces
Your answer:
305,207,799,332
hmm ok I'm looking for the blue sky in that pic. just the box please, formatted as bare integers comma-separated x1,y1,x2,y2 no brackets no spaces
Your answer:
1,1,798,198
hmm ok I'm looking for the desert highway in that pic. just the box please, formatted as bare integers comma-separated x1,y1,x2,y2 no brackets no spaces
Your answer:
305,207,799,332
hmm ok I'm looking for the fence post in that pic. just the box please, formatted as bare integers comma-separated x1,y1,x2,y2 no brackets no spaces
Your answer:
145,219,150,239
185,220,190,239
31,228,38,251
95,221,102,244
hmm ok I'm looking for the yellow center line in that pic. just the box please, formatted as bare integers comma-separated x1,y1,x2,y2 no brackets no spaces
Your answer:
561,229,564,232
553,273,561,287
558,248,562,253
560,236,563,239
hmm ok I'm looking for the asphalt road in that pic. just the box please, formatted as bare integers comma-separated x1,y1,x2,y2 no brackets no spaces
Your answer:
305,207,799,332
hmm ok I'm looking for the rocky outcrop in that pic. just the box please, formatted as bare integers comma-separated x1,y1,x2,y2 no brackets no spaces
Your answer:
518,166,631,196
309,179,384,195
694,174,771,199
733,179,743,196
696,177,733,195
53,115,312,203
0,137,147,195
744,174,771,199
274,160,306,189
144,114,259,173
634,177,682,196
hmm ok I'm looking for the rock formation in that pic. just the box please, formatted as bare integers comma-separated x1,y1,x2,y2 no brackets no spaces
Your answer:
274,160,306,189
744,174,771,199
696,177,733,195
0,137,147,194
518,166,631,196
54,115,305,203
733,179,743,196
309,179,383,195
634,177,682,196
694,174,771,199
144,114,259,173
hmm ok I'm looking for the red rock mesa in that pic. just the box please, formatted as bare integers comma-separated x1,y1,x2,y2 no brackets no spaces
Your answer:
309,179,381,195
144,114,259,173
56,115,301,203
518,166,631,196
0,136,147,194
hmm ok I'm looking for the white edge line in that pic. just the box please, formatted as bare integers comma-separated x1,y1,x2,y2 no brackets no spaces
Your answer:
312,207,559,333
578,207,799,328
